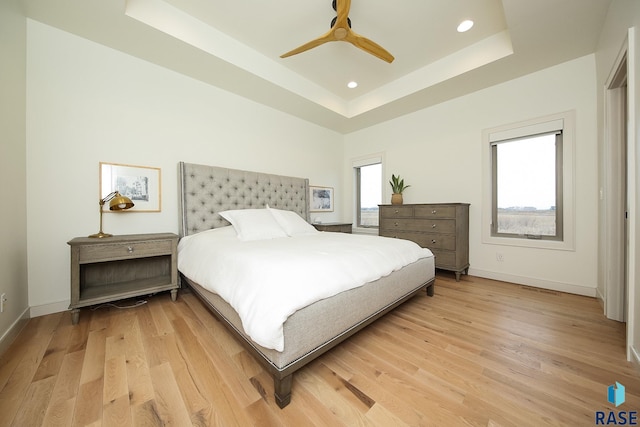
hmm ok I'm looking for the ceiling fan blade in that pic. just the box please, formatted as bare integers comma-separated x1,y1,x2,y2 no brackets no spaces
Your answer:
280,31,335,59
345,30,395,63
334,0,351,29
281,0,393,63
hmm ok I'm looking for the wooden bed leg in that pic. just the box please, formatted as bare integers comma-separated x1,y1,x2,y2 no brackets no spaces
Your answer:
274,374,292,408
426,283,435,297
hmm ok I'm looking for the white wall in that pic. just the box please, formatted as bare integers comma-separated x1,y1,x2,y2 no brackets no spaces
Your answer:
344,55,599,296
0,0,30,351
25,20,345,315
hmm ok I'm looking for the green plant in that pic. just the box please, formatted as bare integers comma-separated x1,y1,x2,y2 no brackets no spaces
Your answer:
389,174,410,194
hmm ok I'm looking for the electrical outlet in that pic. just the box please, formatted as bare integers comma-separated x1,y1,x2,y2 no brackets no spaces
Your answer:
496,253,504,262
0,293,6,313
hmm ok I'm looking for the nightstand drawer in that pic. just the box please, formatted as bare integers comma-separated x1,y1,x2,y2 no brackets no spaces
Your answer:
79,239,173,263
313,223,352,233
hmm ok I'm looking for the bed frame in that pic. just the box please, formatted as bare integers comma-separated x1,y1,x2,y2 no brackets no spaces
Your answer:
178,162,435,408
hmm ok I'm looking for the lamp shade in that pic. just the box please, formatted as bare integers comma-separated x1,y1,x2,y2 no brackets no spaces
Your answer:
89,191,135,238
109,194,134,211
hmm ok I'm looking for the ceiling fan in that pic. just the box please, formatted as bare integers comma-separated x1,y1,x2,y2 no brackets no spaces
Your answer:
280,0,394,63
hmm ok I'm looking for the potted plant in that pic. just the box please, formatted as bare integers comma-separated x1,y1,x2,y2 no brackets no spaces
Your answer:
389,174,410,205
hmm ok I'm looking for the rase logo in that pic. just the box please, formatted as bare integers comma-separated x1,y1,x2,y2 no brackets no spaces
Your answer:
609,382,626,407
595,382,637,425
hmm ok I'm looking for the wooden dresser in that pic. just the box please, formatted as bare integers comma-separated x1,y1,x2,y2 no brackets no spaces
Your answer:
379,203,470,281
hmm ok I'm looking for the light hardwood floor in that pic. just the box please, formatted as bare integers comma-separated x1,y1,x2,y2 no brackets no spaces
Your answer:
0,273,638,426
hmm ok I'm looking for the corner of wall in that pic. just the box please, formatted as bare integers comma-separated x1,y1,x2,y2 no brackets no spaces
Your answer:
0,307,30,357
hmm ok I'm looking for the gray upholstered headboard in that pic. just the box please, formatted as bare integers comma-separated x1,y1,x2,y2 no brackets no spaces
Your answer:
179,162,310,237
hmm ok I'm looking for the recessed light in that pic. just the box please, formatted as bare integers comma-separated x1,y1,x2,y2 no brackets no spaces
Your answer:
457,20,474,33
347,81,358,89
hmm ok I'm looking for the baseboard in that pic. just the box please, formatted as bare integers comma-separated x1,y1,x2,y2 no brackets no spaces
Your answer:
0,307,30,356
595,287,605,310
631,345,640,368
468,268,597,297
29,300,70,318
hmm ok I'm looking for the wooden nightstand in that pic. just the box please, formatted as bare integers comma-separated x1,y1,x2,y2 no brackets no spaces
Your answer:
312,222,353,233
67,233,179,324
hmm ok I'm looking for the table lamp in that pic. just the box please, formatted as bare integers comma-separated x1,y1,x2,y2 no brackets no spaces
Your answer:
89,191,134,238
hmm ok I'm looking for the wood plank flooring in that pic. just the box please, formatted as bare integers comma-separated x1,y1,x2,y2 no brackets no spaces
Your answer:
0,272,638,426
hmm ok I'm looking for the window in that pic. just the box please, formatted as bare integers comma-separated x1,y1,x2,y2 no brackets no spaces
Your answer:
354,158,382,228
491,131,563,240
482,111,575,250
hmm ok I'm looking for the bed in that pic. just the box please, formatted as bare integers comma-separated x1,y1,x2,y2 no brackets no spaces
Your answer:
177,162,435,408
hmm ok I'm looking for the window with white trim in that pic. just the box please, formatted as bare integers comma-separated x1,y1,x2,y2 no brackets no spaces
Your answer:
491,128,563,240
482,112,575,250
353,156,382,228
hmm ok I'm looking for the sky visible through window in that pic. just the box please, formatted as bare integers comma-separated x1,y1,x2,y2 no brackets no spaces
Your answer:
497,134,556,210
360,163,382,208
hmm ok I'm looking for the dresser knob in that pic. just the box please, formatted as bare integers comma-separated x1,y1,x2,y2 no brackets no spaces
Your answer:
127,246,134,253
394,209,399,214
431,209,437,214
394,222,399,227
431,224,437,228
431,239,437,244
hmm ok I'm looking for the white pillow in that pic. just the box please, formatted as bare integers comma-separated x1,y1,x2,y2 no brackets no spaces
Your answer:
268,207,318,236
218,209,287,241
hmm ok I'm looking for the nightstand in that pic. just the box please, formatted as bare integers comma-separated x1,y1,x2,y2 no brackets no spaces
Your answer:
67,233,179,324
313,222,353,233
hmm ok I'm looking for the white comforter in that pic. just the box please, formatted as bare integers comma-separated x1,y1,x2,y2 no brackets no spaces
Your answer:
178,227,433,351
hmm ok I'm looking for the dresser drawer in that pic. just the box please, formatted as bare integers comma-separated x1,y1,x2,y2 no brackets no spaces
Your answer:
380,231,456,251
79,239,173,263
414,205,457,218
380,218,456,234
430,249,456,267
417,233,456,251
379,206,414,218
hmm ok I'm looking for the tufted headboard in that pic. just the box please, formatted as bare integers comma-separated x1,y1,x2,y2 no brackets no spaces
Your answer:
179,162,310,237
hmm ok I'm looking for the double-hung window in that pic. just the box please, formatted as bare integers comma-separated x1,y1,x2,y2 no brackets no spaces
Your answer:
483,112,574,250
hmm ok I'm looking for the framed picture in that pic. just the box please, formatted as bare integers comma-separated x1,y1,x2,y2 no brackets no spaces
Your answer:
309,186,334,212
100,162,161,212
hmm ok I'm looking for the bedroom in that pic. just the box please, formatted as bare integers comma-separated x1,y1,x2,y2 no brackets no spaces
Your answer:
1,0,639,424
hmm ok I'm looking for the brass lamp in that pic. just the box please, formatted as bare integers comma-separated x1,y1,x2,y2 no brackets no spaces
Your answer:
89,191,135,238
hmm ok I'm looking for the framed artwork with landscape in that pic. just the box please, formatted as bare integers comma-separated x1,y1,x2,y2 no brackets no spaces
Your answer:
100,162,161,212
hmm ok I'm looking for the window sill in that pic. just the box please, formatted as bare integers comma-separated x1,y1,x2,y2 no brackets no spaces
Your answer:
482,234,574,251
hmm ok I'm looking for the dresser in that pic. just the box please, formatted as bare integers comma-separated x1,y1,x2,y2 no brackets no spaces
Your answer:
68,233,179,324
379,203,470,281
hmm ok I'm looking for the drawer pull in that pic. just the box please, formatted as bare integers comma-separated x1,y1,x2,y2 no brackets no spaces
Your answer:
431,239,437,244
394,222,399,227
431,224,437,228
394,209,399,214
431,209,437,214
127,246,134,253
